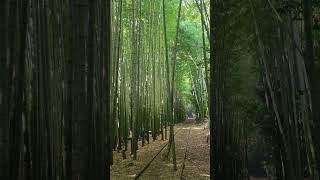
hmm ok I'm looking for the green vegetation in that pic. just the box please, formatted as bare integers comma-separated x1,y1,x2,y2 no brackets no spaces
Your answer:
210,0,320,179
0,0,210,179
0,0,319,179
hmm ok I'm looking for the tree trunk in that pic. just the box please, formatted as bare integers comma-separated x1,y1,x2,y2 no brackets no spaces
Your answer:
210,0,217,178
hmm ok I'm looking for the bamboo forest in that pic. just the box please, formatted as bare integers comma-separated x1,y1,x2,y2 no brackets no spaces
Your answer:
0,0,320,180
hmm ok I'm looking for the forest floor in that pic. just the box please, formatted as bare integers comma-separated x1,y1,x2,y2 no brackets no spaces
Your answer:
111,120,210,180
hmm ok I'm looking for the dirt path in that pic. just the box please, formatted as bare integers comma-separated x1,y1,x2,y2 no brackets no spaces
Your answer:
111,121,210,180
181,124,210,180
111,131,168,180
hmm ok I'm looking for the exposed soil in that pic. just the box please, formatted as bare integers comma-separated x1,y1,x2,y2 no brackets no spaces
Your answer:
111,121,210,180
111,131,167,180
181,124,210,180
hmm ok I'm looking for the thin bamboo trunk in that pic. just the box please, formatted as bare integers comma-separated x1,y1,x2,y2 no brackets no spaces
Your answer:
0,0,9,179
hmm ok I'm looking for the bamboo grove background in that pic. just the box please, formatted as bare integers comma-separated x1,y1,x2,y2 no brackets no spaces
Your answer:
0,0,112,179
1,0,320,179
210,0,320,179
0,0,205,179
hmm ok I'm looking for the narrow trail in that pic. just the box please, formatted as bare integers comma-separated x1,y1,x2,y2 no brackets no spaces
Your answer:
111,120,210,180
134,128,183,180
111,124,184,180
138,121,210,180
180,123,210,179
137,126,187,179
179,127,191,179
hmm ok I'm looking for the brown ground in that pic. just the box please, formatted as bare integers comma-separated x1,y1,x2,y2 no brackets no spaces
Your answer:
111,121,210,180
181,123,210,180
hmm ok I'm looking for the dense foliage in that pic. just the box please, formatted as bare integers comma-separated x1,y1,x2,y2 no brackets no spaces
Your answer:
1,0,319,179
210,0,320,179
0,0,112,179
